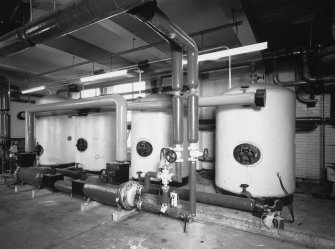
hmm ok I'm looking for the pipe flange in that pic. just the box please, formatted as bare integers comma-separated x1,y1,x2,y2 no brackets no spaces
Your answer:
117,181,141,211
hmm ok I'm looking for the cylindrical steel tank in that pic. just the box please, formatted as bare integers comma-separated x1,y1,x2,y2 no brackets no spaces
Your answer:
130,94,189,179
215,83,296,199
36,95,75,165
74,112,116,171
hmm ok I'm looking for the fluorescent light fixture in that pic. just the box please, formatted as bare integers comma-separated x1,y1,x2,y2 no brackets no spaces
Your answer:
80,69,128,83
183,42,268,64
21,85,46,94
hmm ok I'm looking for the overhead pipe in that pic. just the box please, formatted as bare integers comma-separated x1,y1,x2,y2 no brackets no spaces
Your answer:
272,58,307,87
302,52,335,84
131,5,199,216
0,0,154,57
25,94,127,162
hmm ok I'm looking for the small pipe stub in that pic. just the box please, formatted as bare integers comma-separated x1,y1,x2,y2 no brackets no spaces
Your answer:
255,89,266,107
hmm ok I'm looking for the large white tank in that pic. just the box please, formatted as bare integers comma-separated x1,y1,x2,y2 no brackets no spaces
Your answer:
35,95,75,165
215,83,296,198
130,94,189,179
74,112,116,171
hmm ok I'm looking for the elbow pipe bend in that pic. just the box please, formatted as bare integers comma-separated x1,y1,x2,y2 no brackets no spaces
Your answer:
25,95,127,162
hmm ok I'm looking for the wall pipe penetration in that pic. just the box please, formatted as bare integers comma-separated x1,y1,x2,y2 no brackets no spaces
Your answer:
25,94,127,162
0,0,154,57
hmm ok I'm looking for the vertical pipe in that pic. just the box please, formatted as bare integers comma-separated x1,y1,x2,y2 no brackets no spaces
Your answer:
171,43,183,91
189,161,197,215
187,52,199,89
172,95,183,144
25,112,35,152
187,94,199,143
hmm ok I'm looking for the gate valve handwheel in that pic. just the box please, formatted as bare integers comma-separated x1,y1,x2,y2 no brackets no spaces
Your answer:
99,169,108,183
166,150,177,163
202,148,209,160
160,148,169,159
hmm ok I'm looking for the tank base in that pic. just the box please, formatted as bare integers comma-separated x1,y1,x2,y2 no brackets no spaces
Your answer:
216,186,293,206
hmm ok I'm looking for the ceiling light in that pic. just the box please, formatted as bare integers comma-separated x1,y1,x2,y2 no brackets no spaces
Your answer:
80,69,128,84
21,85,46,94
183,42,268,64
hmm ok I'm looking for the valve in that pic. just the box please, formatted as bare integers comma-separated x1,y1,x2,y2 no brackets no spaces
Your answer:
240,184,252,198
35,142,44,156
166,149,177,163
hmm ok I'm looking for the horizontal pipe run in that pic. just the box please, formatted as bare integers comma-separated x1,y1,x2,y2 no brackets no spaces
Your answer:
54,180,72,194
137,197,192,220
16,167,51,187
128,100,171,110
83,180,119,207
176,189,255,213
55,169,83,179
25,94,127,162
0,0,153,57
199,93,256,107
302,53,335,83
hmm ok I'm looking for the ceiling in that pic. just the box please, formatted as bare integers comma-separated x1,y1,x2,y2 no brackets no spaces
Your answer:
0,0,334,94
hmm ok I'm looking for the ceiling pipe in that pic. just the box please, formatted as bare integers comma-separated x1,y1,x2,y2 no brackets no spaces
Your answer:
25,94,127,162
272,58,307,87
0,0,154,57
302,52,335,84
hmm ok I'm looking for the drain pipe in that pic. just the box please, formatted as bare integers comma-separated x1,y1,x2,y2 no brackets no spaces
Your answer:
0,0,154,57
25,94,127,162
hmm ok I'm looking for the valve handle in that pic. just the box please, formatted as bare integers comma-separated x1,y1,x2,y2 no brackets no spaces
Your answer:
166,150,177,163
99,169,108,183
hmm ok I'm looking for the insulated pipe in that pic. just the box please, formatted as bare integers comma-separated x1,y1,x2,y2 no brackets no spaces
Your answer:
25,94,127,162
137,196,192,220
171,43,183,91
187,94,199,143
128,100,171,110
54,180,72,194
172,95,183,144
272,58,307,87
199,93,256,107
16,167,51,187
302,53,335,83
0,0,153,57
83,177,141,210
139,171,158,194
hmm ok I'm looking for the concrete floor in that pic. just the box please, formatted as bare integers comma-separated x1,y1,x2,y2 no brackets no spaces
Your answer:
0,184,308,249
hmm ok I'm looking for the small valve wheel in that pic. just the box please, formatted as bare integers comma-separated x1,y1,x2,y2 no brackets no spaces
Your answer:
35,143,44,156
99,169,108,183
166,150,177,163
76,138,88,152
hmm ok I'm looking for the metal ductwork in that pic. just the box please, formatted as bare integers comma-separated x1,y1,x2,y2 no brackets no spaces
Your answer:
0,0,154,57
